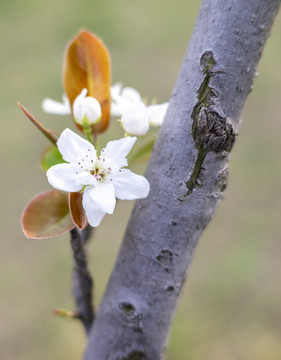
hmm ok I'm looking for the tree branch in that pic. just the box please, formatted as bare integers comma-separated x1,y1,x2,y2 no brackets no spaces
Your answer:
85,0,281,358
70,226,94,334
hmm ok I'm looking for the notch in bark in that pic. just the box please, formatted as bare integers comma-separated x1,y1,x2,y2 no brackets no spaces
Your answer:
186,51,236,196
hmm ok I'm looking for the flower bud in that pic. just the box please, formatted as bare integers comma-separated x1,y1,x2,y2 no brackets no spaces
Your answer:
73,89,102,126
120,102,150,136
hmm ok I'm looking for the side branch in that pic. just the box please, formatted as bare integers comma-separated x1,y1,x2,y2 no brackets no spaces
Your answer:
70,227,94,333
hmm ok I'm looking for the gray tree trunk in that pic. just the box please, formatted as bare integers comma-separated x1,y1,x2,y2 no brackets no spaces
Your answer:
85,0,280,359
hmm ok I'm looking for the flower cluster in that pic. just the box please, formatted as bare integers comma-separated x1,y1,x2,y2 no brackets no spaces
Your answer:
42,83,168,137
42,88,101,126
21,30,168,237
111,83,168,136
41,84,168,227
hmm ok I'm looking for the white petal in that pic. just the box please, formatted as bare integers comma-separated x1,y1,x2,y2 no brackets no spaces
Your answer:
121,87,142,103
112,169,150,200
110,93,128,117
75,172,98,187
76,88,88,101
57,128,96,164
110,83,142,117
85,182,116,213
147,102,168,127
102,136,137,169
82,199,106,227
121,102,150,136
47,163,82,192
110,82,123,99
72,89,87,122
82,183,116,227
111,99,126,117
42,95,71,115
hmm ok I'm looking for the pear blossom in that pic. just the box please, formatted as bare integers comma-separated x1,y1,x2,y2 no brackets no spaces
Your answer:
111,82,168,135
42,89,102,126
42,83,169,136
46,128,150,227
72,89,102,126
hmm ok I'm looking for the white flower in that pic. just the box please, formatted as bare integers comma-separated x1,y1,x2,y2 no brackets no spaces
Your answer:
111,82,168,134
42,89,102,126
42,84,169,135
73,89,102,126
120,102,150,136
46,128,150,227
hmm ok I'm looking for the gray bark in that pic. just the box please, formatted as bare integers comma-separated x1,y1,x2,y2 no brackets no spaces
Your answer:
85,0,280,359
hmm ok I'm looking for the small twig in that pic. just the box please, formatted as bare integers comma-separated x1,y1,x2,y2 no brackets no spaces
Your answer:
17,102,59,145
53,308,81,320
70,227,94,334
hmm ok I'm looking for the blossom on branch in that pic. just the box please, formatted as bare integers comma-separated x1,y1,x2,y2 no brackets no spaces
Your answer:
111,82,168,136
72,89,102,126
42,83,169,137
42,89,102,126
46,129,150,227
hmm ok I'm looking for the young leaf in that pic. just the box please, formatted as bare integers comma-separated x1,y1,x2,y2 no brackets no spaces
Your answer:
22,190,75,239
63,30,111,134
68,192,88,231
128,136,156,165
41,145,65,171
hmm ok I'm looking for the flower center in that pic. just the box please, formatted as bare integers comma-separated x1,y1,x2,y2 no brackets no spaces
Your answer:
76,148,115,183
90,165,111,181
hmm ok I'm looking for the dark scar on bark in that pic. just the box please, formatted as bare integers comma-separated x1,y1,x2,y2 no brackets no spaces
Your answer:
181,51,235,198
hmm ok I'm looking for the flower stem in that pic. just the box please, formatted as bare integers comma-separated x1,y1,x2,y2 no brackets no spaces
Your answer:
83,126,94,144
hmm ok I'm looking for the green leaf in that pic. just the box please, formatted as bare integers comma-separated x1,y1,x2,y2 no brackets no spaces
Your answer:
41,145,65,171
21,190,75,239
128,136,156,165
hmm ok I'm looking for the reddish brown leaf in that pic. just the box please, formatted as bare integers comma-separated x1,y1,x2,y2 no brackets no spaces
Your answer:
21,190,75,239
63,29,111,134
68,192,88,231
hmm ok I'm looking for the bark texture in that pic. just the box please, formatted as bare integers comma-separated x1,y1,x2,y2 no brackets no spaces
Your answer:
85,0,280,359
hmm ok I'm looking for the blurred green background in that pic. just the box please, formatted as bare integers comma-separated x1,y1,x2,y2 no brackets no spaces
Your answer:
1,1,281,359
